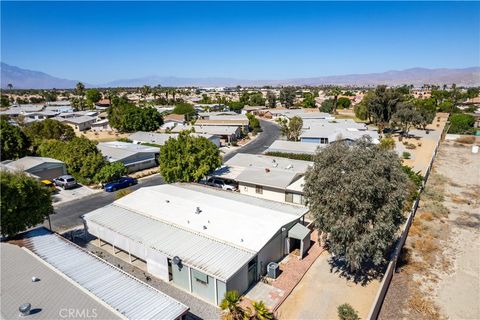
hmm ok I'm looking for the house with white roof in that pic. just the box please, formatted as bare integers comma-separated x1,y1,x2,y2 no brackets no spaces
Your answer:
265,140,323,155
0,156,66,180
129,131,220,147
211,153,312,205
53,115,97,132
300,119,380,145
82,183,311,305
1,228,188,320
97,141,160,172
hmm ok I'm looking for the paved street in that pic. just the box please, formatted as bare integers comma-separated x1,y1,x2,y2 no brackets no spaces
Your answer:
223,119,280,161
49,119,280,232
48,174,164,232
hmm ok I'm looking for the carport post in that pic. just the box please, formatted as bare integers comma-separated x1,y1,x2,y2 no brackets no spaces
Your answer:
47,214,52,231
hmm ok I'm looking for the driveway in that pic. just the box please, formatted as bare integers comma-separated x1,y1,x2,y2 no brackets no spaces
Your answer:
223,119,280,161
46,174,164,232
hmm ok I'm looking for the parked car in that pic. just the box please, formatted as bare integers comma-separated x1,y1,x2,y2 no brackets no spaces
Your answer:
104,177,137,192
53,175,78,190
205,177,238,191
41,179,57,193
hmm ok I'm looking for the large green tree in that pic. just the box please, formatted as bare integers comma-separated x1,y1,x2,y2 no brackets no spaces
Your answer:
108,100,163,132
266,90,277,108
159,131,222,183
0,119,30,161
324,87,342,114
279,87,296,108
304,137,408,272
302,93,316,108
38,137,106,184
172,103,196,121
1,171,54,237
448,114,475,134
365,86,404,132
277,116,303,141
85,89,102,105
23,119,75,144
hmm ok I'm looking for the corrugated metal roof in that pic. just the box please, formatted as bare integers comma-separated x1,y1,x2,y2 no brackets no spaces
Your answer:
225,153,312,174
288,223,311,240
23,230,189,320
266,140,323,155
235,167,299,189
1,242,119,320
83,183,307,280
84,204,255,281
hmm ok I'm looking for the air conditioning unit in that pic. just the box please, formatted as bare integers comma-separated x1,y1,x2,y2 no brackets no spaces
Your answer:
267,262,279,279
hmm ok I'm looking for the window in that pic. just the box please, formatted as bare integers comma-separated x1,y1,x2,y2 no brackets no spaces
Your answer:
192,269,208,285
255,185,263,194
320,138,329,144
285,192,305,205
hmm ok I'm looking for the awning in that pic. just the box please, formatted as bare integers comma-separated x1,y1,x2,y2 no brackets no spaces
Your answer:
288,223,310,240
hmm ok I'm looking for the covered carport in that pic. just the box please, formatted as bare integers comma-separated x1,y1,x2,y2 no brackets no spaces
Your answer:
287,223,311,259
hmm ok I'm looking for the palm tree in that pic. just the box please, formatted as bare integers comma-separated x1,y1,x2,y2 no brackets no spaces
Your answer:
7,83,13,90
74,82,85,110
251,301,274,320
220,291,248,320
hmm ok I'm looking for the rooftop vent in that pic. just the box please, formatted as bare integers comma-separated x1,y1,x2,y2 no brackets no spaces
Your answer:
195,207,202,214
265,168,270,173
19,303,31,316
165,199,170,203
286,164,293,170
31,276,40,282
203,225,207,230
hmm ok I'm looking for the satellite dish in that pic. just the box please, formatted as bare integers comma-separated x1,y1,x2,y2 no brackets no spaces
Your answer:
173,256,181,265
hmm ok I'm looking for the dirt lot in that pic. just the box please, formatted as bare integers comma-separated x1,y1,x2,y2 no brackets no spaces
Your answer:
276,251,380,320
379,141,480,320
77,130,129,141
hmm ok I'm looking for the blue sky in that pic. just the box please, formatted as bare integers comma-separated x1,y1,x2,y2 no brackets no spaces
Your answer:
1,1,479,84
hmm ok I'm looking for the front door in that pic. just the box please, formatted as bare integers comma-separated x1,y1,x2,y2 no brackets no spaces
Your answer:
247,257,257,287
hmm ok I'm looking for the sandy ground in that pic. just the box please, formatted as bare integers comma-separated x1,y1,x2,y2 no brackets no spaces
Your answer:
433,141,480,319
395,113,448,175
276,251,380,320
77,130,129,141
380,141,480,320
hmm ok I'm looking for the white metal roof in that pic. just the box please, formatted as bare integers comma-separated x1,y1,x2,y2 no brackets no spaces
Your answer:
235,167,300,189
23,229,189,320
265,140,323,155
224,153,312,174
83,184,307,280
2,156,64,171
129,131,216,146
84,204,255,281
111,184,306,252
98,141,160,162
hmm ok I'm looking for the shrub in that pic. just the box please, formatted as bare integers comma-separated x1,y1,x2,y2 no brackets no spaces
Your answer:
337,303,360,320
378,136,395,150
455,136,475,144
448,114,475,134
265,151,313,161
94,162,127,184
115,188,132,200
402,151,411,159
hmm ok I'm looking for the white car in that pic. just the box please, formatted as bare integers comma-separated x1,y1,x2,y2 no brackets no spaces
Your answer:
206,178,238,191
